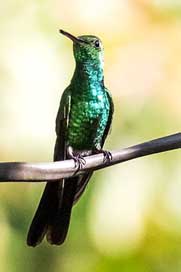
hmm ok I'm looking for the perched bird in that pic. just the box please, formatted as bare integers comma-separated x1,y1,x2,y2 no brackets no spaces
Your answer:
27,29,114,247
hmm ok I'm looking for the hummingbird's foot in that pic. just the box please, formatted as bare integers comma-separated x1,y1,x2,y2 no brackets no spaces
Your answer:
67,146,86,173
102,150,112,163
95,149,112,164
72,154,86,171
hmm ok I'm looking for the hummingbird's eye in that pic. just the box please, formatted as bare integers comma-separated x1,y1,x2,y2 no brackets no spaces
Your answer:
94,40,100,48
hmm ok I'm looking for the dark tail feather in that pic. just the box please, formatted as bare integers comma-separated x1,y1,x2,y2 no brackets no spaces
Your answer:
27,181,63,247
46,177,78,245
27,174,91,246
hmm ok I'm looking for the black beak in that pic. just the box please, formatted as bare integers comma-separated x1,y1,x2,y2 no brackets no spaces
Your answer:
59,29,86,44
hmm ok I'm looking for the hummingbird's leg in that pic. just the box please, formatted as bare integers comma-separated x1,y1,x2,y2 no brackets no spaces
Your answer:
67,146,86,172
94,148,112,164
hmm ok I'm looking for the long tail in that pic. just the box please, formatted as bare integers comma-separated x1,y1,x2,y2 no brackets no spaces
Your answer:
27,181,63,247
27,173,92,247
46,177,78,244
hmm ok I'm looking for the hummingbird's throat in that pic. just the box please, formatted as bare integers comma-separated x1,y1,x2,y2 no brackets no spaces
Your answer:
72,60,104,89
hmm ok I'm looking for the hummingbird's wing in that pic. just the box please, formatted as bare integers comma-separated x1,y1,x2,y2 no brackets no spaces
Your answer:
46,116,93,244
100,89,114,148
27,87,71,247
73,171,93,204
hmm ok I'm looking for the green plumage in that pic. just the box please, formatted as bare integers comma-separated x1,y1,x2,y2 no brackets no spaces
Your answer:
67,68,111,150
27,30,113,247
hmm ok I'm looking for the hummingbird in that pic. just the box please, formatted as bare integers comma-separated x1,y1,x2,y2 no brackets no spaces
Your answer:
27,29,114,247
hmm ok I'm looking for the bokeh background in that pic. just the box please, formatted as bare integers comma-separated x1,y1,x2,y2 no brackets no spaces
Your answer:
1,0,181,271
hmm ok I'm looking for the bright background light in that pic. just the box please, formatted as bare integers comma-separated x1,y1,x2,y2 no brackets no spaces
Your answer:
0,1,181,271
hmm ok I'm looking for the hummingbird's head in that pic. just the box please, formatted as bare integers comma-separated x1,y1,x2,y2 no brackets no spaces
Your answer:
60,29,104,65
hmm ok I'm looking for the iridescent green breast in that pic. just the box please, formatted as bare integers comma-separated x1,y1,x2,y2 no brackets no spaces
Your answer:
67,86,110,150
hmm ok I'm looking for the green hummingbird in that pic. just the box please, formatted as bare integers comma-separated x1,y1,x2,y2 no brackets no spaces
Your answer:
27,29,114,246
